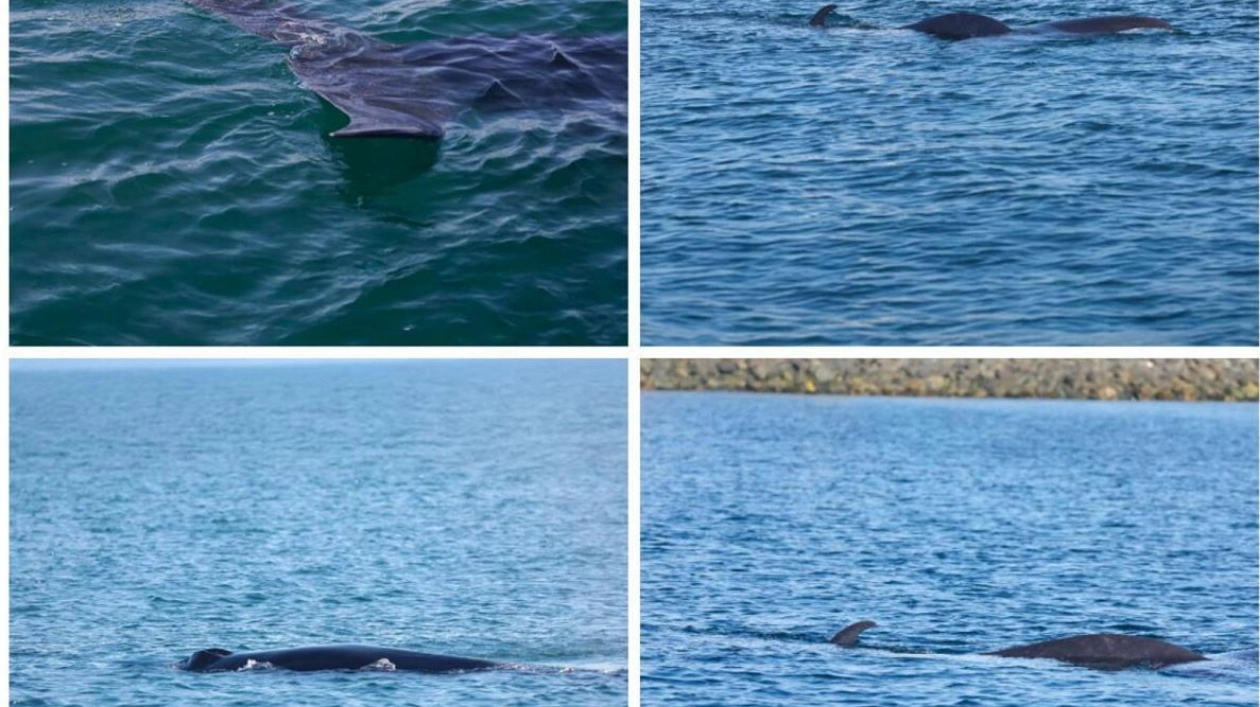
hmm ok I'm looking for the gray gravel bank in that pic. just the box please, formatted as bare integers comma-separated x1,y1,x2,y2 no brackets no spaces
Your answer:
640,359,1258,401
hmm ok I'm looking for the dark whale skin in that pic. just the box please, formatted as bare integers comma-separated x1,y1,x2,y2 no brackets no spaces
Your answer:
809,6,1174,41
187,0,627,139
902,12,1012,39
830,621,1207,670
1038,16,1174,35
180,645,503,673
987,634,1207,670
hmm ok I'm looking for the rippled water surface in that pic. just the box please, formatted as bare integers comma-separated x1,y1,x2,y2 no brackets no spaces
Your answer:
11,361,627,706
12,1,627,345
642,393,1258,706
641,0,1257,344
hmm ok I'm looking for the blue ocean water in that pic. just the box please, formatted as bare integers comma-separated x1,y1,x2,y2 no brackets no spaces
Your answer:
10,360,627,706
641,0,1258,345
11,0,627,345
642,393,1258,706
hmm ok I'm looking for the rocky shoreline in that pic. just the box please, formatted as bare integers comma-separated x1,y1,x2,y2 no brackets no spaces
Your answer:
640,359,1259,401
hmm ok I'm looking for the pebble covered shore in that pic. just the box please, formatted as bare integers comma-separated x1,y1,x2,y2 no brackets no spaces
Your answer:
640,359,1259,401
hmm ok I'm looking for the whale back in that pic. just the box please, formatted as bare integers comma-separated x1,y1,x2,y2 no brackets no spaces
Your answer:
1037,15,1174,35
805,6,1173,40
829,624,1208,670
903,12,1012,39
188,0,627,140
988,633,1207,669
180,645,503,673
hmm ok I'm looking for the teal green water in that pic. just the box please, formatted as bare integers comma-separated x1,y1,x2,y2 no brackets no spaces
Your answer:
11,1,627,345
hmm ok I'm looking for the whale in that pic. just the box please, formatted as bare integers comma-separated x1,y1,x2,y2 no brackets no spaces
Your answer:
986,634,1208,669
188,0,627,139
831,621,1208,670
808,5,1175,40
179,645,505,673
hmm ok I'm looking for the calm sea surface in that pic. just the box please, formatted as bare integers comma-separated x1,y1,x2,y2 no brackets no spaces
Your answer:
11,1,627,345
642,0,1258,345
11,361,627,707
642,393,1258,706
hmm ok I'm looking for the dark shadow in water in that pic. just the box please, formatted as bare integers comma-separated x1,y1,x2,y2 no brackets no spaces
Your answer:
325,128,442,196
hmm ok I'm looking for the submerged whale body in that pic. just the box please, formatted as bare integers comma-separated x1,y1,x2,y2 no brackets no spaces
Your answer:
179,645,504,673
808,5,1174,40
831,621,1208,670
188,0,627,138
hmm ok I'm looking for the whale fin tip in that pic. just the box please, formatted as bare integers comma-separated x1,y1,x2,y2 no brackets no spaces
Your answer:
809,4,838,27
831,620,878,647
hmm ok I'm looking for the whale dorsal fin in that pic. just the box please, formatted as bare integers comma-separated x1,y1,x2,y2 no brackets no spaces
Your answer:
831,620,878,647
809,4,838,27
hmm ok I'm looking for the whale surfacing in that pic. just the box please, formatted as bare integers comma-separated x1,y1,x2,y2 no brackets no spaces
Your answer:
987,633,1207,670
808,6,1175,40
902,12,1012,39
808,4,838,27
831,621,1207,670
179,645,504,673
1038,16,1174,35
188,0,627,139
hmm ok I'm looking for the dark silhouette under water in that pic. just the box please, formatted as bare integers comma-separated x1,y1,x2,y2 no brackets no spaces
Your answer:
189,0,627,138
808,5,1174,40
